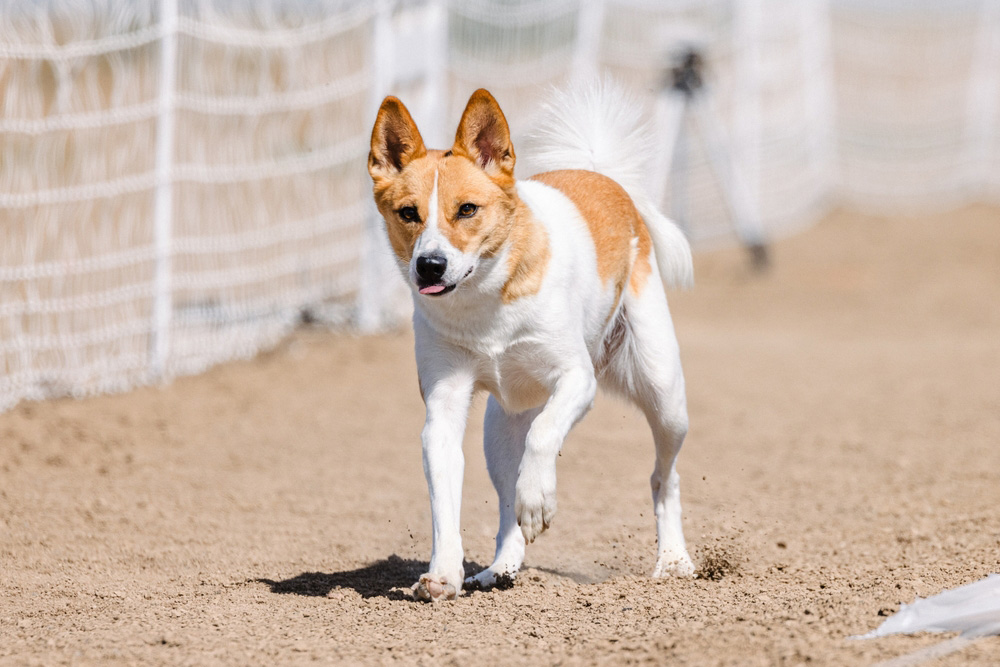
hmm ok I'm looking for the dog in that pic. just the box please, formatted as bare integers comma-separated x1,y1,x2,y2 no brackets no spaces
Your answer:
367,80,695,601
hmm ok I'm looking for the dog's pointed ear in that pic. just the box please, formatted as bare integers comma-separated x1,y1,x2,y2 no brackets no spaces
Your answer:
369,96,426,182
452,89,516,182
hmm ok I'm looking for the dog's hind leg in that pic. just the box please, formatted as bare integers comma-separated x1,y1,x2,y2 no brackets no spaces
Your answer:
466,397,539,590
610,280,695,578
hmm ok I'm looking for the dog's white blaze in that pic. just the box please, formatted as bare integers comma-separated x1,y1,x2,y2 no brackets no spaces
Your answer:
428,168,439,232
410,167,484,293
415,169,442,256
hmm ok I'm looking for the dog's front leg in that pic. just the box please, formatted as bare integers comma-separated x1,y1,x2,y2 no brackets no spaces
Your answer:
516,364,597,543
412,360,475,602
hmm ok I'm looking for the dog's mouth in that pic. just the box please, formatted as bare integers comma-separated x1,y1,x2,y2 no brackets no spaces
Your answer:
417,267,473,297
418,283,456,296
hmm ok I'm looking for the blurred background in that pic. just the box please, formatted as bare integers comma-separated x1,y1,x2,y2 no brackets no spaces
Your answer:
1,0,998,411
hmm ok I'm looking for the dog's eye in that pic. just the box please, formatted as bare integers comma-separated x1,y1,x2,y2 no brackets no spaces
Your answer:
398,206,419,223
457,203,478,218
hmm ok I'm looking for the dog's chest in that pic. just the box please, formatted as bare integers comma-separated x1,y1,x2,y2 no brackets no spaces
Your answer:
473,345,552,414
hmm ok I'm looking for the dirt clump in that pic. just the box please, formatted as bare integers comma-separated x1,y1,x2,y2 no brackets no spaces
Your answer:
695,544,741,581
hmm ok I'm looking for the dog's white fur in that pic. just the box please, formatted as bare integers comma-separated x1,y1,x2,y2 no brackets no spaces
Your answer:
369,80,694,601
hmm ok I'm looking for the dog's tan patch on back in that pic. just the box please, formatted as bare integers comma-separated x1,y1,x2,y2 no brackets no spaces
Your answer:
530,170,652,299
629,218,652,296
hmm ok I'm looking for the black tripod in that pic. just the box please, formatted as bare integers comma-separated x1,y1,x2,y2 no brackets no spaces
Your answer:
653,49,769,269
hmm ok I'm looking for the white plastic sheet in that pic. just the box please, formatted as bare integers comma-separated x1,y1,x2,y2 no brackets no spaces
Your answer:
856,574,1000,639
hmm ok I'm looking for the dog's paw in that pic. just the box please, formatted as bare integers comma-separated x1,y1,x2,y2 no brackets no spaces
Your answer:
652,551,695,578
515,467,556,543
464,568,517,592
411,573,461,602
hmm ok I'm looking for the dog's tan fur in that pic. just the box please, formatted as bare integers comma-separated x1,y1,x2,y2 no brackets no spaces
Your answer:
531,170,653,302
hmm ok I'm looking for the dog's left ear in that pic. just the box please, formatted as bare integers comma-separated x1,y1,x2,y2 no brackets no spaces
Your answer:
452,89,516,183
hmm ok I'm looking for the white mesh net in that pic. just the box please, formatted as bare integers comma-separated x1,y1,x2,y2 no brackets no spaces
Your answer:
1,0,999,410
832,0,1000,211
0,0,377,409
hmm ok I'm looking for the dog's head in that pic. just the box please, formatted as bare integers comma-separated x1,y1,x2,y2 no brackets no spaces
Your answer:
368,89,519,298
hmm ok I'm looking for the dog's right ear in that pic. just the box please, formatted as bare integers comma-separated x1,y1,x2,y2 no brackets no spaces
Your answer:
369,96,426,183
451,89,515,186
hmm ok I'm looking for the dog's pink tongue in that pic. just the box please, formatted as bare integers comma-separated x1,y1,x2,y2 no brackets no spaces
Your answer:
419,285,446,295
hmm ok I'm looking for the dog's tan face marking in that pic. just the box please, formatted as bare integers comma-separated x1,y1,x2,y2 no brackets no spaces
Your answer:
369,90,550,301
530,170,652,304
433,156,517,258
371,153,437,263
371,151,521,266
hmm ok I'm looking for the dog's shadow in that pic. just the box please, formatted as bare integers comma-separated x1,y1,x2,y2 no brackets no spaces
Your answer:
257,555,486,601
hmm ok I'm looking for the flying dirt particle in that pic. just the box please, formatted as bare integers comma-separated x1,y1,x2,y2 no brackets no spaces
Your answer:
695,544,740,581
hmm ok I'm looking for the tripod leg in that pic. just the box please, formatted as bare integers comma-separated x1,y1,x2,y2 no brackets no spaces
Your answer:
652,92,689,217
671,119,689,232
690,95,769,269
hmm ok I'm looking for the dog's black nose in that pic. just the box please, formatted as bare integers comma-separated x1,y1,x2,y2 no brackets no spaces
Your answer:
416,254,448,283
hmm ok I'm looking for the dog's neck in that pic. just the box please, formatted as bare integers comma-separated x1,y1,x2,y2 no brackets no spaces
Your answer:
498,192,550,304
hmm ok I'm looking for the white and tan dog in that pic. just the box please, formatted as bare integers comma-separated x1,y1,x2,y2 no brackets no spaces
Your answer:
368,81,695,602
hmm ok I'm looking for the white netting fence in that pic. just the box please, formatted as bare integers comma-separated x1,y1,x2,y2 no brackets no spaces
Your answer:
1,0,999,411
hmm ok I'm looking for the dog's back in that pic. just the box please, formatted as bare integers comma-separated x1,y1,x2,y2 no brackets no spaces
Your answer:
530,168,652,305
525,79,694,291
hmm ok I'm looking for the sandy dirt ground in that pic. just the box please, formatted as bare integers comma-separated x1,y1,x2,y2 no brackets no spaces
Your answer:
2,206,999,666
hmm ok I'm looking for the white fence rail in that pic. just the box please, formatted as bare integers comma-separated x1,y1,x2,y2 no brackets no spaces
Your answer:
1,0,998,411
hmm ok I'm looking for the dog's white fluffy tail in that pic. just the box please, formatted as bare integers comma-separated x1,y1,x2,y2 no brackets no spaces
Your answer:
525,79,693,289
